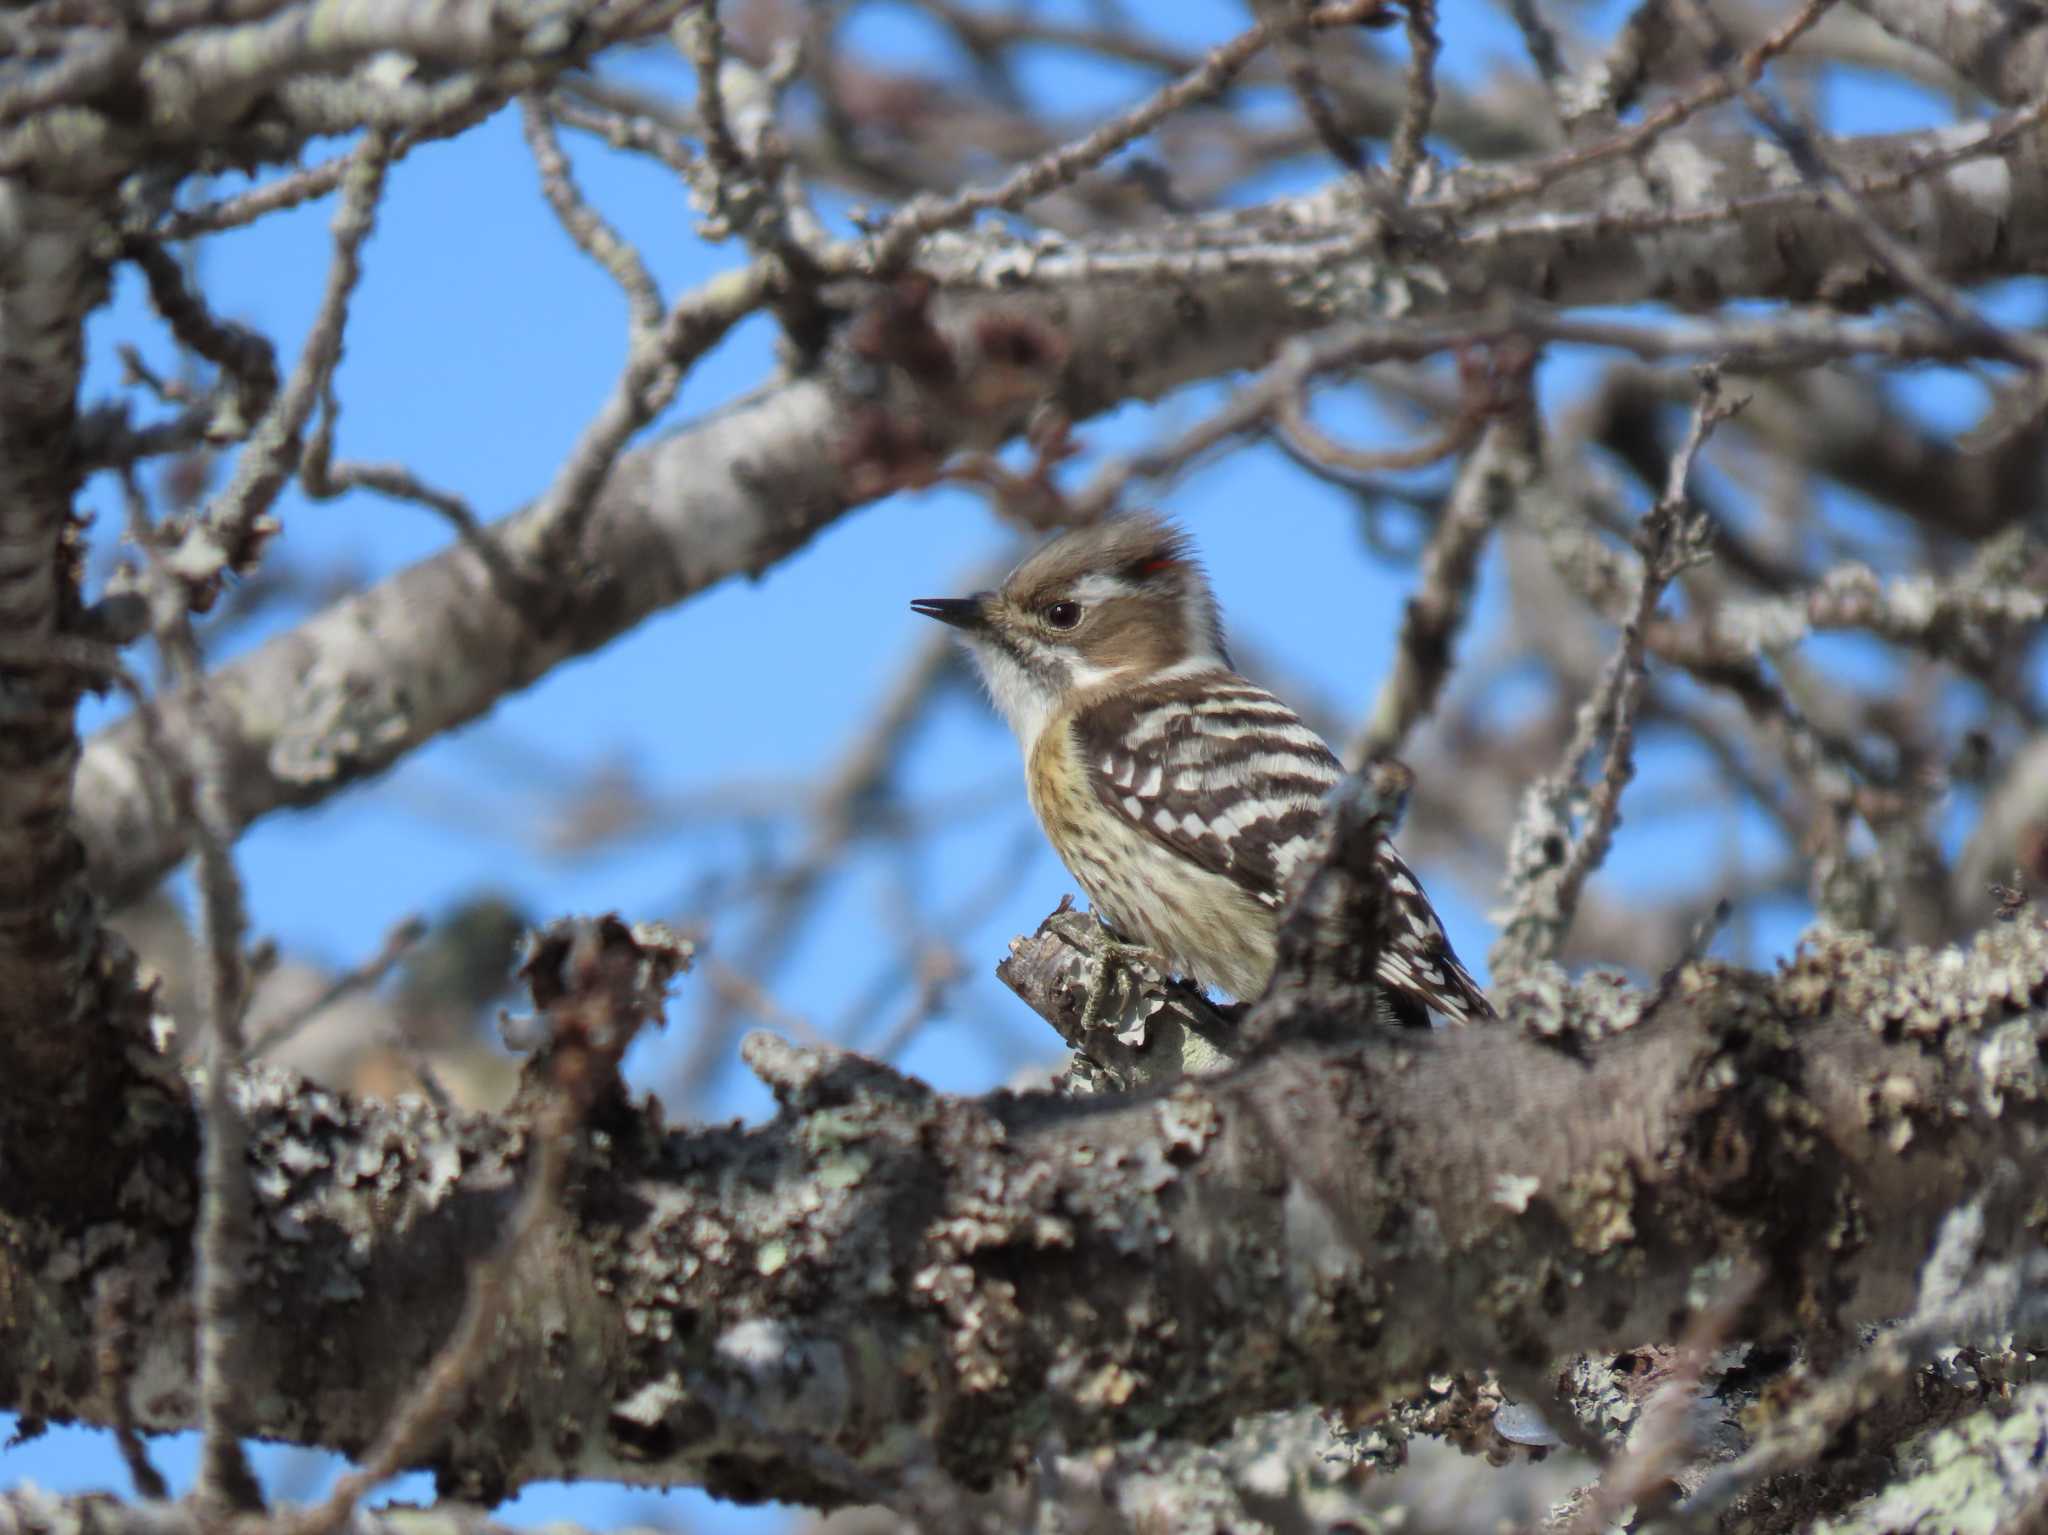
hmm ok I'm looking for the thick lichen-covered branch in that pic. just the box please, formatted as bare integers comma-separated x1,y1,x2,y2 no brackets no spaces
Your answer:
4,907,2045,1508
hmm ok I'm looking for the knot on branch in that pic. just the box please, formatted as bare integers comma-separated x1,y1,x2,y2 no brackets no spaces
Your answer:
836,274,1071,507
740,1031,934,1114
508,914,690,1115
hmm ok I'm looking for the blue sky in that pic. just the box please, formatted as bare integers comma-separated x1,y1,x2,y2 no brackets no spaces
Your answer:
8,0,2026,1526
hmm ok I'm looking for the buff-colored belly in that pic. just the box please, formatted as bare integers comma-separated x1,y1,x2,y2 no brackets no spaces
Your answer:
1028,729,1277,999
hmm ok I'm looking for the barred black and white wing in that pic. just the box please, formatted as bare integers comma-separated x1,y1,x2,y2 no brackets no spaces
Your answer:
1369,842,1494,1026
1069,670,1494,1025
1074,674,1339,908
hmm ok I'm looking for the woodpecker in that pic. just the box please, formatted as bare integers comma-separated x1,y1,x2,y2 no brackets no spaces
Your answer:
912,513,1493,1028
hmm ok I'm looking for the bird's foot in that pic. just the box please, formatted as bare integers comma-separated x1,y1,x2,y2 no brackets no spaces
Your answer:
1078,924,1171,1036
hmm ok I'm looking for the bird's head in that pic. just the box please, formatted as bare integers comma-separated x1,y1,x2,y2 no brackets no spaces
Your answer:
912,512,1228,750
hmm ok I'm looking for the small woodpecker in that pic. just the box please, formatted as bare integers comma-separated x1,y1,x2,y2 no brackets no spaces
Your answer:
912,512,1492,1028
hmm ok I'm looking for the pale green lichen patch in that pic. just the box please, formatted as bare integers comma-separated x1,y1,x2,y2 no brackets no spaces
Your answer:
1814,1386,2048,1534
237,1067,496,1264
1776,919,2048,1050
1493,962,1668,1048
1495,962,1573,1042
603,1058,943,1373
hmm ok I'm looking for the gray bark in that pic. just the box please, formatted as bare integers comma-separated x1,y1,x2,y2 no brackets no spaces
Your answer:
3,911,2044,1509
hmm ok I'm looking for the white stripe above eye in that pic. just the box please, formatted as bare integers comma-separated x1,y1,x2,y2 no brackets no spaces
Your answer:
1069,573,1136,603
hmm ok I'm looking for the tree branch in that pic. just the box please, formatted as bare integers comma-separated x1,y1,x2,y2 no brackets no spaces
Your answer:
0,179,138,1208
72,116,2048,911
5,899,2046,1507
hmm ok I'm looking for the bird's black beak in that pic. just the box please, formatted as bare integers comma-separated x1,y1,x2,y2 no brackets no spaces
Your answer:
910,595,986,631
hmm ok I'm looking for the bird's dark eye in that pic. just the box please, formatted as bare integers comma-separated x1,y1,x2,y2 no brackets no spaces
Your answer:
1043,601,1082,630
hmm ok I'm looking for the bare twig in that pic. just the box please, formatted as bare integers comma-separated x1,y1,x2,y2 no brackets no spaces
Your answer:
151,100,494,240
1350,363,1534,762
548,88,698,179
247,916,428,1060
524,259,774,587
1288,42,1373,186
114,472,266,1511
673,7,827,284
298,370,542,620
124,241,279,431
173,132,394,599
1636,896,1732,1024
1067,297,2003,528
864,0,1391,271
1454,83,2048,252
1503,0,1571,100
680,4,746,191
93,1272,170,1502
1440,0,1835,217
1492,370,1734,977
1273,382,1476,473
520,94,664,331
1388,0,1442,191
1673,0,2046,374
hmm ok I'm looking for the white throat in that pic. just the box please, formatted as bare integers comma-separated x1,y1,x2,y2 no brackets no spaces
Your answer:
971,641,1061,756
964,582,1228,755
